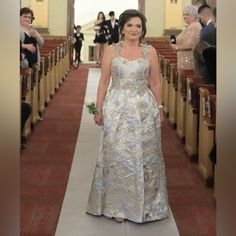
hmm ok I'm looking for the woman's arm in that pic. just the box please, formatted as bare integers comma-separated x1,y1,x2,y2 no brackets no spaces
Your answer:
148,46,164,122
175,23,201,51
94,45,114,125
34,30,44,48
29,27,44,47
148,46,162,105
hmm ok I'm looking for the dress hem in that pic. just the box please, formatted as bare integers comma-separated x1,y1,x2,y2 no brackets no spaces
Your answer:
86,210,170,224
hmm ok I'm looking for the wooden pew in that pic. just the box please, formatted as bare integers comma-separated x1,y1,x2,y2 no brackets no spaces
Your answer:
156,50,176,114
168,63,178,128
198,86,216,186
162,57,177,117
38,58,46,114
176,69,194,141
21,68,32,138
40,51,51,104
30,64,39,128
184,77,203,161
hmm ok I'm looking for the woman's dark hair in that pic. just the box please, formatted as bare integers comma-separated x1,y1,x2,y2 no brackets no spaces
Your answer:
20,7,35,21
118,9,147,42
97,11,106,21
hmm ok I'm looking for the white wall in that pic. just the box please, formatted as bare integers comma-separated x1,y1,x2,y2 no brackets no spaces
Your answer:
0,1,20,235
48,0,67,35
145,0,165,37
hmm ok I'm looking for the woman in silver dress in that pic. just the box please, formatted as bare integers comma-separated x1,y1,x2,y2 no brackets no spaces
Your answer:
87,9,170,223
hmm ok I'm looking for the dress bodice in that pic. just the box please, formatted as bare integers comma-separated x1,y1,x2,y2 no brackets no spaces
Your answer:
110,44,151,93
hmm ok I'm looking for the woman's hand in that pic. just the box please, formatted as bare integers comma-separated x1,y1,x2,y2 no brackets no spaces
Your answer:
29,29,38,38
94,112,103,126
24,43,36,53
169,42,177,51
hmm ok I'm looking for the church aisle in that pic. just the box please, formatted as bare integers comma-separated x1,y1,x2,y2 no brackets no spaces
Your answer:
21,65,216,236
56,68,180,236
20,65,88,236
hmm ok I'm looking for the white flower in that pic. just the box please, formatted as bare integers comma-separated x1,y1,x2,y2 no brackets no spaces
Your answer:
85,98,95,106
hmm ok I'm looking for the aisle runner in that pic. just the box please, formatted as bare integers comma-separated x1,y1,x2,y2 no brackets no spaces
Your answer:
56,68,179,236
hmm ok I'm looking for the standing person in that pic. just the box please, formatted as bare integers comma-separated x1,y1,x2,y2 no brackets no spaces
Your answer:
202,7,216,85
194,4,216,83
20,7,44,68
198,4,216,45
104,11,119,45
86,9,170,223
169,5,201,70
94,11,107,64
74,25,84,63
193,0,208,26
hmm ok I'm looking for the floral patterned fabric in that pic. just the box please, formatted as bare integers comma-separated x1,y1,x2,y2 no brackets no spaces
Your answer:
86,44,170,223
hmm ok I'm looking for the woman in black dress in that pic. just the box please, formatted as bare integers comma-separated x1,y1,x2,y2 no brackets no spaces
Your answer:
20,7,44,68
94,11,107,64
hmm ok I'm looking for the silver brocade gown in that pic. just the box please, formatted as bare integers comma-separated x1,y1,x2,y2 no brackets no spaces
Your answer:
86,44,170,223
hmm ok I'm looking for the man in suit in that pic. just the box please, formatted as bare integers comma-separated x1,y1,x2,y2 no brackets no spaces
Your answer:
202,7,216,86
194,5,216,83
198,4,216,45
74,25,84,63
104,11,119,45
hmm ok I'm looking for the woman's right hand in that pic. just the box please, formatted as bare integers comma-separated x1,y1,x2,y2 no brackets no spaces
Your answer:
24,43,36,53
94,112,103,126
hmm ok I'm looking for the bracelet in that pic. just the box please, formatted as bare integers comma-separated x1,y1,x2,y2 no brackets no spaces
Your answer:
158,104,164,109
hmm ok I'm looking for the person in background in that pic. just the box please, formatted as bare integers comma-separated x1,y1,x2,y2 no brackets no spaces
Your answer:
202,7,216,86
194,4,216,83
198,4,216,45
193,0,208,26
169,5,201,70
93,11,107,64
104,11,119,45
20,7,44,68
86,9,169,223
74,25,84,63
20,7,44,121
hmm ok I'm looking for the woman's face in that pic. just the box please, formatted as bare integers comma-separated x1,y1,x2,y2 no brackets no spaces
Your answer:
122,17,142,41
183,12,194,25
20,13,32,26
98,13,104,20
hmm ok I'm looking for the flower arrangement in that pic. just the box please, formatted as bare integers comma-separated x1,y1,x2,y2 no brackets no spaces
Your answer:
85,100,100,115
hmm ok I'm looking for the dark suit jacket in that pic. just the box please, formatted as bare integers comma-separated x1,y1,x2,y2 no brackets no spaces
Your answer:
200,21,216,46
202,46,216,86
74,32,84,48
104,19,119,45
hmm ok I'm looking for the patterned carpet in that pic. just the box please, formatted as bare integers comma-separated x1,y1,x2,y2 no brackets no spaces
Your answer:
20,64,216,236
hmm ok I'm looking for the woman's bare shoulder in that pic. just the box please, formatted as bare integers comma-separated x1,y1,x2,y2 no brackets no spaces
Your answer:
104,44,116,58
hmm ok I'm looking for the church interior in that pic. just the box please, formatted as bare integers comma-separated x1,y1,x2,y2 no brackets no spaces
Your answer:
1,0,236,236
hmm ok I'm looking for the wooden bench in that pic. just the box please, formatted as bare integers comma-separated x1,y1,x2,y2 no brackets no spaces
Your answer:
168,63,178,128
176,69,194,141
21,68,32,138
198,86,216,186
